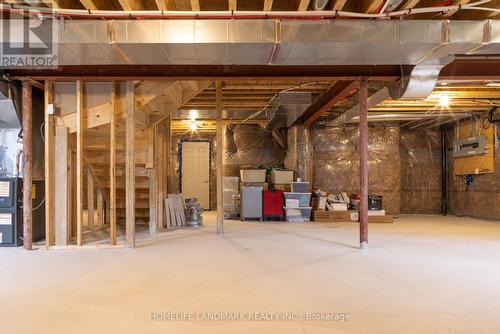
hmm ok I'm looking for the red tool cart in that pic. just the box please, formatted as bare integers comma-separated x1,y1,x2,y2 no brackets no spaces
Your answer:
263,190,284,221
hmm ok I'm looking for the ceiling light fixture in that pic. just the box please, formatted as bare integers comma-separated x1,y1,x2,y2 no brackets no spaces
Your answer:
439,95,450,107
190,122,198,131
189,110,198,121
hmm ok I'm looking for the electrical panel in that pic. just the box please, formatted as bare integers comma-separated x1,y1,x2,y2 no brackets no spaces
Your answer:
453,136,487,158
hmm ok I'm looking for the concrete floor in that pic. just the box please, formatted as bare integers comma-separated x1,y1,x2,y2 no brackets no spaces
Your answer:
1,213,500,334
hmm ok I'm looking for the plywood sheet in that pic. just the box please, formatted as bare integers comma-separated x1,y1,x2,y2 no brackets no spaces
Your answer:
453,120,495,176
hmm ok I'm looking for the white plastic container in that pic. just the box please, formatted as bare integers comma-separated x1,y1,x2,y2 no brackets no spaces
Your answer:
284,192,311,207
284,207,312,222
291,182,309,193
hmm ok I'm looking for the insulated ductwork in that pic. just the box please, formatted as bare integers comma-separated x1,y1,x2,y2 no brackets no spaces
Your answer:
387,56,455,100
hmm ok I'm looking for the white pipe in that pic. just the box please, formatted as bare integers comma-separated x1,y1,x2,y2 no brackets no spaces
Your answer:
0,0,494,20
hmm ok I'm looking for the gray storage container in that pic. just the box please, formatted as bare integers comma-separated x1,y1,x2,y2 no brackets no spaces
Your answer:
241,186,263,221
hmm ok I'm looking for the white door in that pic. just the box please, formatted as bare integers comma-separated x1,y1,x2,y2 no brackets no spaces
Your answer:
181,142,210,210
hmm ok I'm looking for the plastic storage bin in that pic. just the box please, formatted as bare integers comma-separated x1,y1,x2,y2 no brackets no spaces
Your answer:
284,192,311,207
284,207,312,222
291,182,309,193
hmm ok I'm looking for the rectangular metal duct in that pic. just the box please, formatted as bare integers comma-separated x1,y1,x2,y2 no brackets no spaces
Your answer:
265,92,311,129
1,19,499,66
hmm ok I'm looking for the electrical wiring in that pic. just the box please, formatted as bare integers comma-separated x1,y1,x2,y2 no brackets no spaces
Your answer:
0,0,494,20
236,81,332,127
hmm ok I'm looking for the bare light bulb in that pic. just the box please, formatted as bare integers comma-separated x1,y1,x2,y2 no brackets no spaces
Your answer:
439,95,450,107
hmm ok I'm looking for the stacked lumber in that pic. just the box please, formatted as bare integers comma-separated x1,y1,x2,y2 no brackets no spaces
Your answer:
165,194,186,228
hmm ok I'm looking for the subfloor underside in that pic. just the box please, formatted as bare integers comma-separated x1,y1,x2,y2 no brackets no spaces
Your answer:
2,213,500,334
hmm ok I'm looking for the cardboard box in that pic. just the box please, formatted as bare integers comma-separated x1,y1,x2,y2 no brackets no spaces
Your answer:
368,215,393,223
312,196,327,211
313,210,357,222
240,182,268,190
331,203,348,211
240,169,266,183
269,170,294,184
368,210,386,216
271,183,292,192
350,211,393,223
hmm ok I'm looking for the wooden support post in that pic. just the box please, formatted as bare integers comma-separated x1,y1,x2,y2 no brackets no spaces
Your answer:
97,190,104,227
154,121,164,231
216,81,224,235
54,126,69,245
110,82,117,245
148,169,157,234
125,81,135,247
76,80,84,246
22,81,33,250
359,78,369,249
164,116,170,226
44,80,55,246
87,168,94,232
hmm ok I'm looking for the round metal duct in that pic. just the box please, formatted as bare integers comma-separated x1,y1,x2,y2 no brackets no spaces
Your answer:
313,0,329,10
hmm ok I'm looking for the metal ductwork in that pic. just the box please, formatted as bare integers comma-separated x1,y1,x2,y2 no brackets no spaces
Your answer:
387,55,455,100
1,19,498,67
0,82,22,177
313,0,329,10
265,92,312,129
328,87,391,126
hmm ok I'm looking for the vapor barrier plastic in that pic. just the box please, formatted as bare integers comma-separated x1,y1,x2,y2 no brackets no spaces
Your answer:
224,124,287,177
285,125,313,183
400,128,442,214
311,123,401,215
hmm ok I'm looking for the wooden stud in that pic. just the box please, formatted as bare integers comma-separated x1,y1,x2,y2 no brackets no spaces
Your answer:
263,0,273,11
298,0,310,11
97,190,104,227
216,81,224,235
190,0,200,11
117,0,141,11
44,80,55,247
22,81,33,250
76,80,84,246
229,0,237,11
148,169,157,234
156,122,164,231
331,0,348,10
110,82,117,245
146,127,154,169
125,81,135,247
87,167,95,232
154,0,172,10
54,126,70,245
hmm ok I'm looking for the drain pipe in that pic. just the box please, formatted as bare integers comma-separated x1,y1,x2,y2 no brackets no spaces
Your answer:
440,126,448,216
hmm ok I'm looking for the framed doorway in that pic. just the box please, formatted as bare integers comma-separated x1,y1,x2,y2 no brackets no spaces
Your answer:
179,141,211,210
